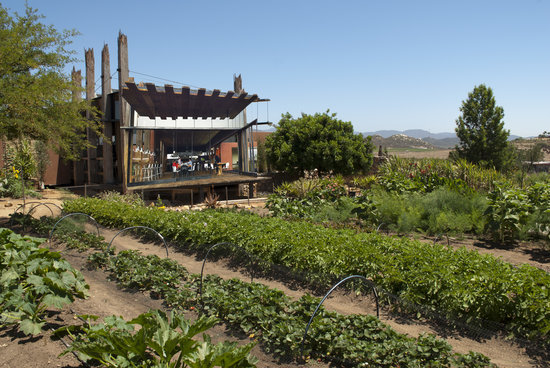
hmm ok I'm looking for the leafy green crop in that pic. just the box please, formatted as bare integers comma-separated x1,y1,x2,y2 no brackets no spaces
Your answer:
92,249,495,367
63,197,550,344
58,310,258,368
0,228,89,335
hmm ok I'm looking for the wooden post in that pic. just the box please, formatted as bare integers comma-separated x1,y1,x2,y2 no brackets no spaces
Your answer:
71,67,85,185
190,190,193,207
225,186,228,205
118,32,131,193
234,74,249,172
101,44,114,184
85,48,97,184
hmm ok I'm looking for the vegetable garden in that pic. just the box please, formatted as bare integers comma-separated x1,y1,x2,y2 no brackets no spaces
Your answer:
3,212,498,367
2,155,550,367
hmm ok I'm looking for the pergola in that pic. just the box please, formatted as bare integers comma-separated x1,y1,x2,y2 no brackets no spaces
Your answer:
123,82,258,119
119,80,262,186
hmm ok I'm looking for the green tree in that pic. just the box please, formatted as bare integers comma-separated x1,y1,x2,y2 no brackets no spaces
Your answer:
453,84,511,171
256,140,267,173
265,111,373,175
0,4,100,160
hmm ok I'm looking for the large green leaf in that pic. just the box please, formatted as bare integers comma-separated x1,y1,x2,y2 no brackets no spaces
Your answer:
19,318,45,335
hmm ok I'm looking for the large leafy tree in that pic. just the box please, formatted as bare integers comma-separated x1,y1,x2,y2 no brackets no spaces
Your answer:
265,111,373,175
0,4,100,160
454,84,511,171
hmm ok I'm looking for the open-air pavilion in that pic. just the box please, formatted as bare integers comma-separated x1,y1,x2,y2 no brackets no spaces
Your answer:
46,32,272,202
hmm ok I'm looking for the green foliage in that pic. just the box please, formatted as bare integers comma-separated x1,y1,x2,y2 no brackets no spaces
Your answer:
0,228,88,335
256,140,267,173
485,182,550,242
264,111,373,175
94,249,494,367
64,197,550,343
352,188,487,235
12,139,37,180
98,250,192,304
265,176,350,220
352,175,378,190
454,84,511,171
97,190,146,207
58,310,258,368
377,157,507,194
0,4,102,160
310,196,359,224
0,140,41,198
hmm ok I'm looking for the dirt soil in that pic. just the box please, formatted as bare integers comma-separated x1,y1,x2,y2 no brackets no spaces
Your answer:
0,190,549,368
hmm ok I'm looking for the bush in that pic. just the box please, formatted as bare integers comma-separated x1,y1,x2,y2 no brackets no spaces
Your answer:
369,188,487,235
377,157,508,194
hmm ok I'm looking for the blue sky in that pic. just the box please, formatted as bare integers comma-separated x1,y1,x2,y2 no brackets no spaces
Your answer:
4,0,549,137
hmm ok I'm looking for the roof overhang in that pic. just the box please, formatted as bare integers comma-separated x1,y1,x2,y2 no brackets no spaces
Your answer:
122,82,259,120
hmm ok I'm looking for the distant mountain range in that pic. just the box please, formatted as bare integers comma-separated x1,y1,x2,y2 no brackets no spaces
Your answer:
363,129,456,140
363,129,521,149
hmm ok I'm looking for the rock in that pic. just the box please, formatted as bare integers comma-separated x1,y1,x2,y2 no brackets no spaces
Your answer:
4,202,13,207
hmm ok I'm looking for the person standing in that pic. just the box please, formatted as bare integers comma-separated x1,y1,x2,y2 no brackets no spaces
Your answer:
172,161,178,178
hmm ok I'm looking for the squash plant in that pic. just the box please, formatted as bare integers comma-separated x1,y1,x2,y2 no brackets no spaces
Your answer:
0,228,89,335
58,310,258,368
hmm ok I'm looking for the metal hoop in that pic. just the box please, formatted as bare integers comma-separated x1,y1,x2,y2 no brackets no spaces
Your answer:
10,202,52,228
107,226,168,258
300,275,380,360
9,202,63,229
198,242,256,303
48,213,100,247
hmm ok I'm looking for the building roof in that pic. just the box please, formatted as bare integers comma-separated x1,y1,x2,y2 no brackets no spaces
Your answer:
122,81,258,120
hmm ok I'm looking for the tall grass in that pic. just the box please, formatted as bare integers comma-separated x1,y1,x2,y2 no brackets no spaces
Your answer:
371,187,487,235
374,157,509,193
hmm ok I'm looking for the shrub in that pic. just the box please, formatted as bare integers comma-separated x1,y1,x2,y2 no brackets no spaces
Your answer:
368,188,487,235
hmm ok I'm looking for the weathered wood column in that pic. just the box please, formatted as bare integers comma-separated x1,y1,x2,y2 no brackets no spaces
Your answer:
85,48,98,184
234,74,249,172
71,67,85,185
118,32,131,193
101,44,114,184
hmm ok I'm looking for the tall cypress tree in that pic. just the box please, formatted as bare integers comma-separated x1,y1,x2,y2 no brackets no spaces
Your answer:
454,84,511,171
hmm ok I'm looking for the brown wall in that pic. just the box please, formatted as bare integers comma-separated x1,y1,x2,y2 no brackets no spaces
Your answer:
44,149,73,186
220,142,237,170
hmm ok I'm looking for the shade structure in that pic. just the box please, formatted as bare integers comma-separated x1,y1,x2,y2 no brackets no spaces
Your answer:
122,82,258,120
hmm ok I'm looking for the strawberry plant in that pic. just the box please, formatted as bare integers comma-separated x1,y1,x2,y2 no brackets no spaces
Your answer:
90,249,195,307
95,249,494,367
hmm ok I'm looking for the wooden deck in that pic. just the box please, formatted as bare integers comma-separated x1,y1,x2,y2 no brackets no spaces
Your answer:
128,172,270,191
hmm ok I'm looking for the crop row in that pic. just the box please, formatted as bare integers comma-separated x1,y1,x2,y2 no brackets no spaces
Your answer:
88,248,494,367
63,197,550,344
